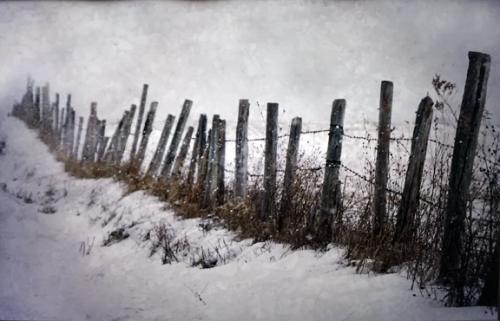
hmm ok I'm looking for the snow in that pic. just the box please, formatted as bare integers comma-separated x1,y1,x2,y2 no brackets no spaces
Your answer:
1,115,497,320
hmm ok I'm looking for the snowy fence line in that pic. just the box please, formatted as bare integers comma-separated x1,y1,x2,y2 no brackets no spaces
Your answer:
10,51,498,307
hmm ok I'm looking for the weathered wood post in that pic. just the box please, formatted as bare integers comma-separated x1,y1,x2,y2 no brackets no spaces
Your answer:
198,128,211,202
54,93,60,143
130,84,149,161
187,114,207,186
136,101,158,170
202,116,219,209
373,81,393,237
393,96,434,243
81,102,99,162
73,116,83,160
235,99,250,198
97,137,109,163
261,103,278,220
147,114,176,177
196,118,209,186
439,52,491,298
172,126,194,178
33,86,41,127
104,113,125,163
316,100,346,240
216,119,226,206
160,100,192,179
67,108,76,157
41,84,50,135
116,105,136,164
95,120,106,162
279,117,302,231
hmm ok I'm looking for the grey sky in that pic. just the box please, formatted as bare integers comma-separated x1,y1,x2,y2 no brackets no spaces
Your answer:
0,0,499,131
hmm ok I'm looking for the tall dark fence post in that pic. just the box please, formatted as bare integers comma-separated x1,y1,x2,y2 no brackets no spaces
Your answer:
187,114,207,185
393,96,434,243
130,84,149,161
172,126,194,178
68,108,75,158
33,86,40,126
136,101,158,169
261,103,278,221
95,120,106,162
104,111,127,163
147,114,175,177
73,116,83,160
54,93,60,143
81,102,99,162
59,107,65,149
216,119,226,206
116,105,136,164
41,84,50,135
316,100,346,240
160,100,192,179
373,81,393,236
279,116,302,231
439,52,491,301
235,99,250,198
198,128,211,202
202,117,219,209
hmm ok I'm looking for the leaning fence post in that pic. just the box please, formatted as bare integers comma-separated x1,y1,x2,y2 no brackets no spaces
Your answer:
130,84,149,161
439,52,491,296
261,103,278,221
81,102,99,162
393,96,434,243
279,116,302,231
147,114,176,177
235,99,250,198
160,99,192,179
316,100,346,240
135,101,158,170
216,119,226,206
95,120,106,162
73,116,83,160
373,81,393,237
172,126,194,179
116,105,136,165
187,114,207,186
202,116,219,209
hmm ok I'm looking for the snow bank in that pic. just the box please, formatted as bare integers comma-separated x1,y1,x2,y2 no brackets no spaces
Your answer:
0,113,497,320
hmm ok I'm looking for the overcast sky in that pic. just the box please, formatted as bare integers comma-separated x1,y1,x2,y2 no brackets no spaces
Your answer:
0,0,499,131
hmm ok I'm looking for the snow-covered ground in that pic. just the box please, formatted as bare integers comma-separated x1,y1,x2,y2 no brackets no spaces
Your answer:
1,114,497,320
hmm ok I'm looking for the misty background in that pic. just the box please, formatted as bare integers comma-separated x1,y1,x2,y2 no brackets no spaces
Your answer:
0,0,499,132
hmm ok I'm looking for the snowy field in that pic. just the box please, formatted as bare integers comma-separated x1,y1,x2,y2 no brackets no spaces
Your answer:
0,112,497,321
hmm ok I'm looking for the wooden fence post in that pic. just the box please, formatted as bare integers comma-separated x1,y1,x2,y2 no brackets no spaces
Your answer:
172,126,194,178
130,84,149,160
54,93,60,143
393,96,434,243
73,116,83,160
187,114,207,185
373,81,393,236
97,137,109,163
116,105,136,164
95,120,106,162
41,84,50,135
279,116,302,231
202,117,219,209
135,101,158,170
33,86,40,126
67,108,75,158
147,114,176,177
216,119,226,206
439,52,491,297
316,100,346,240
104,112,126,163
198,128,211,202
59,107,65,149
261,103,278,221
81,102,99,162
235,99,250,198
160,99,192,179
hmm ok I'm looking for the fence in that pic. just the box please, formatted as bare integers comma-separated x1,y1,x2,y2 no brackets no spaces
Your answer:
10,51,498,307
